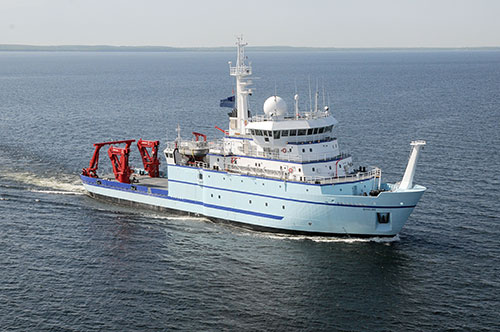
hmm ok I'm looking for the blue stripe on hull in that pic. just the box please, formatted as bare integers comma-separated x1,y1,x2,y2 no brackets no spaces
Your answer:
167,178,417,209
81,176,283,220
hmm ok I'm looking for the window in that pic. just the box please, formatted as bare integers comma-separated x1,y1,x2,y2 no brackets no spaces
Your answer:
313,128,319,134
265,203,268,207
263,130,269,137
255,129,263,136
298,129,306,136
290,129,297,136
273,131,281,139
309,148,313,152
302,148,305,152
307,129,313,135
282,205,285,209
264,137,269,142
312,167,315,171
250,129,255,135
318,127,324,133
198,174,203,180
249,200,252,204
282,130,289,137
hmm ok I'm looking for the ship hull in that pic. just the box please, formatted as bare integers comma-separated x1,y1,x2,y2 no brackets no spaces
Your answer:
81,166,425,237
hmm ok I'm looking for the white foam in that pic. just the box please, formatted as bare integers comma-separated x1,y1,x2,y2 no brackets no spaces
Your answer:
29,189,84,196
3,170,86,195
243,231,400,244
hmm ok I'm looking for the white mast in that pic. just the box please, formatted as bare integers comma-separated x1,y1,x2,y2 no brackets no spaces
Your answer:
228,36,253,135
398,140,426,190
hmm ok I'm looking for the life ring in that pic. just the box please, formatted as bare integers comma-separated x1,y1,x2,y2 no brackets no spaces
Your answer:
281,148,287,153
288,168,293,173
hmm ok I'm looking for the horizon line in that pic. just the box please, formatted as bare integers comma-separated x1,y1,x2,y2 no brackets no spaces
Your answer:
1,44,499,52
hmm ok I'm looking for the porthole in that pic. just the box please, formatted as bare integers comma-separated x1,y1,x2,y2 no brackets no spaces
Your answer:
302,148,305,153
282,205,285,209
265,202,268,207
218,195,221,199
309,148,313,152
249,200,252,204
211,194,213,197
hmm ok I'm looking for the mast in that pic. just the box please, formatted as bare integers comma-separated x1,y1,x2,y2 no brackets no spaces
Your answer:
228,36,253,135
398,140,426,190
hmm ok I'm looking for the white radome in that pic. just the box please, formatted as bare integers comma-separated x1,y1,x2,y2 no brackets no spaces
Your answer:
263,96,287,117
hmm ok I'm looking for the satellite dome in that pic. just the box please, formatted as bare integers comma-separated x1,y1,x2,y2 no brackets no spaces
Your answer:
263,96,287,117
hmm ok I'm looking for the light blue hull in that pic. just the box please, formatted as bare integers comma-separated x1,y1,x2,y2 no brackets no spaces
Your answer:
81,165,425,236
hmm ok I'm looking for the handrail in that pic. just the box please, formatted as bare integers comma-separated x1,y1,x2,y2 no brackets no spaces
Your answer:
177,160,381,185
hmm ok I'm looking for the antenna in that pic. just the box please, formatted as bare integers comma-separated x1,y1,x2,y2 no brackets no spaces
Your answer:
294,94,299,119
308,76,312,113
314,78,319,112
322,81,326,108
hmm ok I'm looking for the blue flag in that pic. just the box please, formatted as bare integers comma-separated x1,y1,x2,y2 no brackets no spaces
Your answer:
220,95,235,108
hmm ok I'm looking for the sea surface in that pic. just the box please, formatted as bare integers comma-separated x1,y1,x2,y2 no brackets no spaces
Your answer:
0,50,499,331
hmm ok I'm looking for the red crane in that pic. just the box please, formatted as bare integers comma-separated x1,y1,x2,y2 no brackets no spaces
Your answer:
82,140,135,183
137,139,161,178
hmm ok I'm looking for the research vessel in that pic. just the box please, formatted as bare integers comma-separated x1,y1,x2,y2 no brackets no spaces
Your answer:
81,37,426,237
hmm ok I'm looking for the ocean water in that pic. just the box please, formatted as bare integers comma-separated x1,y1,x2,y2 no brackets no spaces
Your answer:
0,50,499,331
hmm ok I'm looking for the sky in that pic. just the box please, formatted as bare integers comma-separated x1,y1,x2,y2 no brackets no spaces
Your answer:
1,0,499,48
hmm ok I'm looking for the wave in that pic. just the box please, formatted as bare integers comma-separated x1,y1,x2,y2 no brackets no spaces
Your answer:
0,170,85,195
244,231,400,243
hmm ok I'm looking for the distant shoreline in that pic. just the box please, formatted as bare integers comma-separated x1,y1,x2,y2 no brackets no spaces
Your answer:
1,44,499,52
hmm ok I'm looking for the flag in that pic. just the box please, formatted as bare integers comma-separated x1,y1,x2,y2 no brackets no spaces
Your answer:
219,95,235,108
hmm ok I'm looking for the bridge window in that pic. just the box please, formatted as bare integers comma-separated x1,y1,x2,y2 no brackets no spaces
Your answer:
273,131,281,139
318,127,324,133
290,129,297,136
282,130,289,137
313,128,319,134
307,129,313,135
326,125,333,132
298,129,306,136
255,129,263,136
